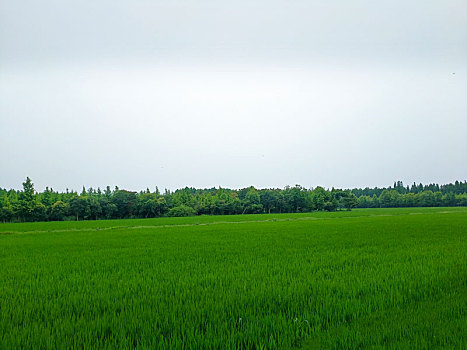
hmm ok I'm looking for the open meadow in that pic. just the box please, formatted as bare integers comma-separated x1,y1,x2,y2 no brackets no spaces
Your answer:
1,208,466,349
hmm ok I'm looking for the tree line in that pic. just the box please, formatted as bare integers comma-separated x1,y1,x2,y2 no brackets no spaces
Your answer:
0,178,466,222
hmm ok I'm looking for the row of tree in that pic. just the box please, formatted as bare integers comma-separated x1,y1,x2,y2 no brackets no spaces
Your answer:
351,180,467,197
0,178,466,222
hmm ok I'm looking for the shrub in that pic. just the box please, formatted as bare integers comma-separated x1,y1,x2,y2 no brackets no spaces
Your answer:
168,205,195,217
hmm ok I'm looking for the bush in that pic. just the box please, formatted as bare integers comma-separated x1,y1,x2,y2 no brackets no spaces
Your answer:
168,205,196,217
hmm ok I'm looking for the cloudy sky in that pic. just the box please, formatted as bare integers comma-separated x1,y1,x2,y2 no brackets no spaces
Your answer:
1,0,466,192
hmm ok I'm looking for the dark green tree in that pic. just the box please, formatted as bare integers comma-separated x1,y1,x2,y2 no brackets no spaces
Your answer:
341,192,358,211
49,201,69,221
112,190,137,218
18,177,36,221
69,196,90,221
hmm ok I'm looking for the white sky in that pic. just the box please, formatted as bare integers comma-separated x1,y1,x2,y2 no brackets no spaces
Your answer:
1,0,466,191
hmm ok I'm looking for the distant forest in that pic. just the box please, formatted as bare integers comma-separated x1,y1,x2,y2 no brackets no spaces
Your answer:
1,178,466,222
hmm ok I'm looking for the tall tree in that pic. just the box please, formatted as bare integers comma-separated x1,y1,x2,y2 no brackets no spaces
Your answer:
18,177,36,221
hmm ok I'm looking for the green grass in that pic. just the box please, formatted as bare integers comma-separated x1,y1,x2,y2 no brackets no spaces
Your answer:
0,208,466,349
2,207,465,234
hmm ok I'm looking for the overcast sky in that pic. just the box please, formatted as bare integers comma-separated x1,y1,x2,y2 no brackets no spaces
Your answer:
1,0,466,192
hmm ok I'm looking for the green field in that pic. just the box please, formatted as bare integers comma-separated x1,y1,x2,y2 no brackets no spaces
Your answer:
1,208,466,349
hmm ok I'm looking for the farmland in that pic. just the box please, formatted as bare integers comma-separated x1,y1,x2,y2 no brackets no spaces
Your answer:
0,208,466,349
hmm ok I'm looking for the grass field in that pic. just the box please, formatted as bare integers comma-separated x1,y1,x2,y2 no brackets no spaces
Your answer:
1,208,466,349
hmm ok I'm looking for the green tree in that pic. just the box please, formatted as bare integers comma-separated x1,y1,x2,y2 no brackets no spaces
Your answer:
323,198,338,212
283,185,308,212
0,193,14,222
455,193,467,206
341,192,358,211
69,196,90,221
112,190,137,218
415,190,435,207
310,187,327,211
357,195,371,208
242,187,264,214
50,201,69,221
443,192,457,206
31,203,48,221
135,193,167,218
18,177,36,221
260,190,282,214
88,197,102,220
379,190,398,208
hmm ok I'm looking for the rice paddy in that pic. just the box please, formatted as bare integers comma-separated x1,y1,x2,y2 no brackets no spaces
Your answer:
1,208,466,349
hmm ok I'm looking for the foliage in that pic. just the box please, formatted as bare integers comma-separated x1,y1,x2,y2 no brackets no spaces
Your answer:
168,204,196,217
0,178,466,222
